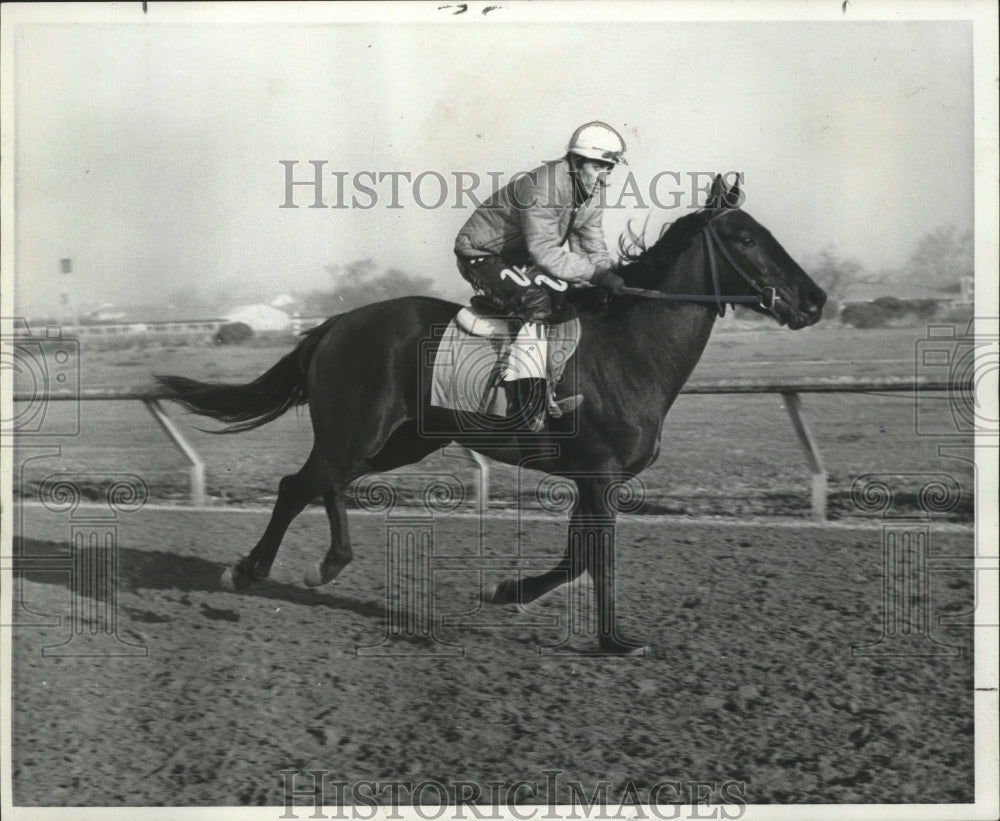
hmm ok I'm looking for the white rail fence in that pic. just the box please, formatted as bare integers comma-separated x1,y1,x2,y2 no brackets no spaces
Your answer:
13,377,964,520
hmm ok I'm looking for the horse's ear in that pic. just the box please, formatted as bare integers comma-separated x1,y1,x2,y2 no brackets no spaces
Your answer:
726,175,741,208
707,174,725,209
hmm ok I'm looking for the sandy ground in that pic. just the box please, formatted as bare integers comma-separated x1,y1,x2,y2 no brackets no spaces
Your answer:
10,505,975,807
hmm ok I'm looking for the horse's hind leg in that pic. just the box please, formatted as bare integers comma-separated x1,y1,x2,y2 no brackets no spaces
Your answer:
221,450,332,591
303,486,354,587
303,421,445,588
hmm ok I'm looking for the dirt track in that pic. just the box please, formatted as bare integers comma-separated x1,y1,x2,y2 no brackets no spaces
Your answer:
12,506,974,807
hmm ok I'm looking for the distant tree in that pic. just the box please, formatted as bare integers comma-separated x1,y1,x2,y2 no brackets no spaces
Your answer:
872,296,906,319
913,299,941,320
841,297,943,329
215,322,254,345
904,224,973,287
806,245,863,301
841,303,889,329
304,260,437,315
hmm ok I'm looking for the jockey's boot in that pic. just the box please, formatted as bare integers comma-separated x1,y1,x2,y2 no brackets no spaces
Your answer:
504,377,548,432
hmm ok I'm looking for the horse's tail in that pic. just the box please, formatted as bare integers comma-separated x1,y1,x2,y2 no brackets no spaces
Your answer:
154,316,339,433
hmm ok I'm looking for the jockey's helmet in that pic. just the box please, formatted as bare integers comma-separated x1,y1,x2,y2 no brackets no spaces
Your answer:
567,122,627,165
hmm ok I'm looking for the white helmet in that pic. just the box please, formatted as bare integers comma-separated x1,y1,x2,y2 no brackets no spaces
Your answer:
567,121,627,165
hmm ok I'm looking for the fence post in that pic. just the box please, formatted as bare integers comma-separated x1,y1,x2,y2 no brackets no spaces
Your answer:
444,445,490,515
780,392,828,520
143,399,206,506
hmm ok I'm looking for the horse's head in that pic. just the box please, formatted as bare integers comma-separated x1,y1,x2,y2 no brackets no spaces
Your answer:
702,175,826,329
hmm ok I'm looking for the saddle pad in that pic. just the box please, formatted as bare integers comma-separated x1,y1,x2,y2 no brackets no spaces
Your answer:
430,319,508,415
430,317,581,416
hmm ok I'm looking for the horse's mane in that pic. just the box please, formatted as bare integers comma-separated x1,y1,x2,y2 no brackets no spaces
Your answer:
614,209,710,290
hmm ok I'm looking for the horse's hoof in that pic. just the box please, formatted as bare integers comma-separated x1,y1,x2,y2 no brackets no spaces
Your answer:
305,560,347,588
304,562,328,588
482,579,518,606
220,562,264,592
483,580,533,612
598,635,648,657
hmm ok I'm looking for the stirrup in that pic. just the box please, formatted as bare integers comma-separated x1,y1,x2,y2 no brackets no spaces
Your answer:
548,394,584,418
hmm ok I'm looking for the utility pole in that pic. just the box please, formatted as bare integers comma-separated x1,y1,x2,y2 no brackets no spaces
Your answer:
59,258,75,326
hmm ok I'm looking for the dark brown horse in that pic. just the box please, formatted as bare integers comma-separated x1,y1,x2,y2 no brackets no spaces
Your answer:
157,176,825,654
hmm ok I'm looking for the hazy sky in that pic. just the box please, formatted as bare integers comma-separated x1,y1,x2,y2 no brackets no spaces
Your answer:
4,3,983,315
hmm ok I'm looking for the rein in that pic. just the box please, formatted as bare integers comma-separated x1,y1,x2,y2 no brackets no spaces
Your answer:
619,215,777,316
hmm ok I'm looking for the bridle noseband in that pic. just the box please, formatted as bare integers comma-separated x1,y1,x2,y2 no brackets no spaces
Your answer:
619,211,778,316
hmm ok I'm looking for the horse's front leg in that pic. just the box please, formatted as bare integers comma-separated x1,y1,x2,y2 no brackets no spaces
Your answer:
482,476,591,610
482,514,583,612
484,476,647,655
574,477,647,656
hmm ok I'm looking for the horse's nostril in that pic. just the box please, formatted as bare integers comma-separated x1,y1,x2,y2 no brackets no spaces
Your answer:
804,289,826,313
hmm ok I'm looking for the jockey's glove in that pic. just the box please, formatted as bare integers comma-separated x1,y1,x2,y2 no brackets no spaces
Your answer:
591,269,626,295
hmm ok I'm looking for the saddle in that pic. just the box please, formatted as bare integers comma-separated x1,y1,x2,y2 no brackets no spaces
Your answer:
430,302,581,418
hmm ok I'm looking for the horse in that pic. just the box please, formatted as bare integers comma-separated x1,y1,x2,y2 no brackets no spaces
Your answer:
156,175,825,654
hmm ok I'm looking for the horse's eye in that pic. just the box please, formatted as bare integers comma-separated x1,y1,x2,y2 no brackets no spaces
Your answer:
741,235,756,247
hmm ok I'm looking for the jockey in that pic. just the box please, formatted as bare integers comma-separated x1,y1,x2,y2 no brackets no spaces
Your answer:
454,121,628,430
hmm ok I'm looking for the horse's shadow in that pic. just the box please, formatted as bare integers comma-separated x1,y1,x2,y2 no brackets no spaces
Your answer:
12,537,386,622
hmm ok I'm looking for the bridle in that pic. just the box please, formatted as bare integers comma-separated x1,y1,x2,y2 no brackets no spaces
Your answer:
619,211,778,317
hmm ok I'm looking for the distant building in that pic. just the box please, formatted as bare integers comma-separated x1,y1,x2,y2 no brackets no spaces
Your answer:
957,276,974,305
223,304,293,332
82,303,129,323
270,293,296,309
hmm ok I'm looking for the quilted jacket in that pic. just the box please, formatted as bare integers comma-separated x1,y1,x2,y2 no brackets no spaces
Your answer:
454,158,613,284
